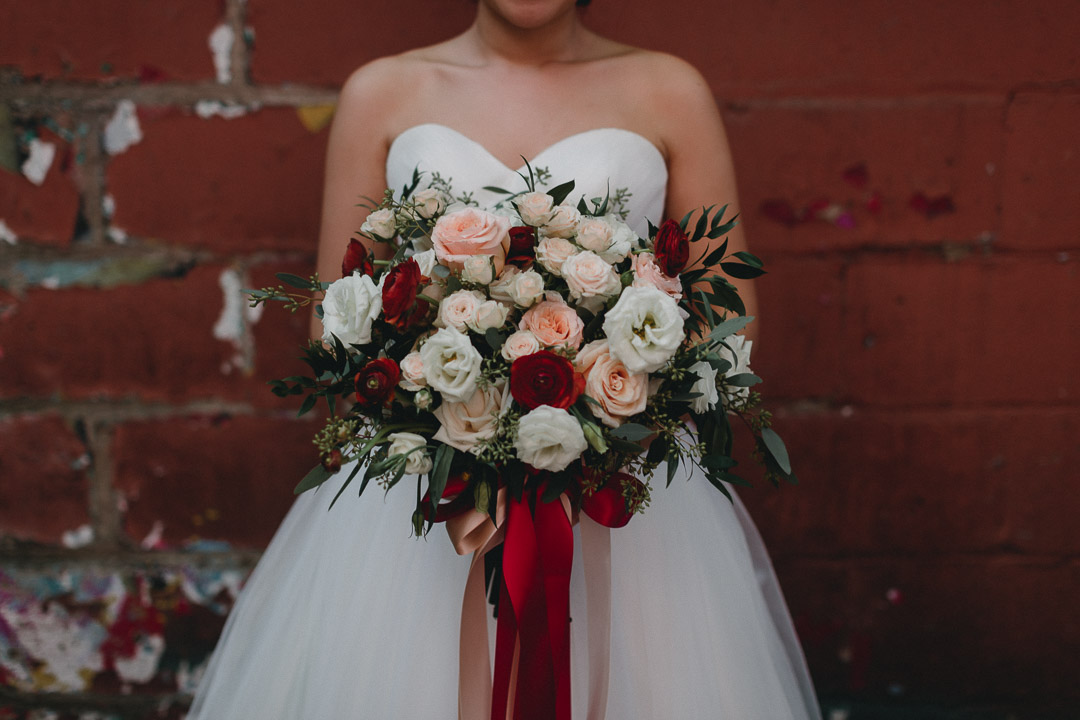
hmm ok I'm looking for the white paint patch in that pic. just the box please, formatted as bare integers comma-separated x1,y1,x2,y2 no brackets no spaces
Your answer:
0,602,105,691
104,100,143,155
208,24,235,84
212,269,264,373
102,194,116,219
195,100,250,120
61,524,94,549
140,520,165,550
21,138,56,186
0,219,17,244
114,633,165,684
107,226,129,244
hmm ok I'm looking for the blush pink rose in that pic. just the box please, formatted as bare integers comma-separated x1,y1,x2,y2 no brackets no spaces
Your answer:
518,293,585,350
632,252,683,300
575,340,648,428
535,237,577,276
431,208,510,272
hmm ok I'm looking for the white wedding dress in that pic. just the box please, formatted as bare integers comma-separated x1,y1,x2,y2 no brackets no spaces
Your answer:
188,124,822,720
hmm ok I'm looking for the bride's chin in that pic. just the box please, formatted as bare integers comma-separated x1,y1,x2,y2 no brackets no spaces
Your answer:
479,0,580,30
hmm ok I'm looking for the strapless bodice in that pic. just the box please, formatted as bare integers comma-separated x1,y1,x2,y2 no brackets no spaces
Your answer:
385,123,668,237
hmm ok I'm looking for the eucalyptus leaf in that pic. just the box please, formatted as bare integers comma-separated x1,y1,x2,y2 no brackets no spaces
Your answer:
761,427,792,475
720,262,766,280
294,463,333,494
610,423,653,441
297,394,317,417
725,372,762,388
428,444,454,512
276,272,313,290
708,315,755,342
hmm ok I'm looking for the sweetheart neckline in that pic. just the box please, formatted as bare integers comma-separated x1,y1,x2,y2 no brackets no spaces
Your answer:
386,122,667,175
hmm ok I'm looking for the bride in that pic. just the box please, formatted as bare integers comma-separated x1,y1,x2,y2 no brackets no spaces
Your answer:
188,0,822,718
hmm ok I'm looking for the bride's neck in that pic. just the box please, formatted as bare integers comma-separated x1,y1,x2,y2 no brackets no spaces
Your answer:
469,5,585,65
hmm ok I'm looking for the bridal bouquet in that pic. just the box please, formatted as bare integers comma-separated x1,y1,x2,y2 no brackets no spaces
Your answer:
250,166,794,528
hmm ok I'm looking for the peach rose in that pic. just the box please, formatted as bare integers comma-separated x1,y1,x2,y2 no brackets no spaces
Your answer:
541,204,581,239
432,381,509,454
575,340,648,428
561,251,622,307
518,293,585,350
632,252,683,299
399,351,426,391
536,237,577,276
431,208,510,272
501,330,542,361
437,289,485,332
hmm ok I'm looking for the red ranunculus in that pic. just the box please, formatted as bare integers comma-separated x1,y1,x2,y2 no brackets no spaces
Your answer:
506,225,537,268
510,350,583,410
653,219,690,277
355,357,401,406
341,237,374,277
381,258,427,329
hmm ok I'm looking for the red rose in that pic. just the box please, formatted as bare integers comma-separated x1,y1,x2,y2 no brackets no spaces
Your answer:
355,357,401,406
653,219,690,277
510,351,584,410
506,225,537,268
381,258,427,329
341,238,374,278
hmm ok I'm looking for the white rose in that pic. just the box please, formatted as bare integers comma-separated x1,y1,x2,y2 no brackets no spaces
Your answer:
488,266,518,304
320,273,382,347
387,432,433,475
419,327,483,403
508,269,545,308
462,254,497,285
561,251,622,307
541,204,581,239
598,215,636,263
433,381,509,454
501,330,541,361
688,360,719,414
411,249,438,277
514,405,588,471
437,289,485,332
575,216,614,254
412,188,448,219
399,351,427,391
602,286,685,374
514,191,555,226
718,335,754,403
535,237,577,276
467,300,510,333
361,208,396,240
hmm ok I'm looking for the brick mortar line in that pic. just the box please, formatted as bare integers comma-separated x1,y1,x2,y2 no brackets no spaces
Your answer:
0,398,258,422
0,546,262,567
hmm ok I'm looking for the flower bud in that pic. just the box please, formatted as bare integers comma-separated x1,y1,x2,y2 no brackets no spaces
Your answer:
321,448,343,473
412,509,425,537
414,388,435,411
582,420,608,454
474,480,491,514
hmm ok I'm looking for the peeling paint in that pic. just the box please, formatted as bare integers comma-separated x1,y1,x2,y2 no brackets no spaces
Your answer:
208,24,235,84
61,524,95,549
195,100,251,120
0,219,16,244
10,256,193,290
297,104,336,133
103,100,143,155
21,137,56,185
212,268,263,374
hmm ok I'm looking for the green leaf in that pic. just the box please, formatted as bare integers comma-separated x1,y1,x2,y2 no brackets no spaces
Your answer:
707,216,739,239
692,206,710,242
297,394,317,417
709,204,730,231
708,315,755,342
485,327,506,352
329,459,366,510
725,372,762,388
666,454,679,487
548,179,576,206
431,264,450,278
704,471,734,502
720,262,766,280
608,436,646,455
701,455,738,470
427,443,454,512
645,435,669,465
732,251,763,268
483,186,512,194
295,463,333,494
610,423,653,441
678,208,694,232
761,427,792,475
276,272,313,290
706,277,746,315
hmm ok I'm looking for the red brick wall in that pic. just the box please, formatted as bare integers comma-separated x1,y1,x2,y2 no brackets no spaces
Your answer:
1,1,1077,717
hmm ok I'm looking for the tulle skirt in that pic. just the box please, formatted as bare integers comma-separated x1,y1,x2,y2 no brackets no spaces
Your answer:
188,460,821,719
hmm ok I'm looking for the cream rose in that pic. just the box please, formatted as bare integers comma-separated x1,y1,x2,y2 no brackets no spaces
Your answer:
361,208,396,240
508,269,545,308
387,432,433,475
398,351,427,391
688,360,719,414
518,294,585,350
431,207,510,272
488,266,518,304
515,405,588,471
600,216,636,262
501,330,542,361
602,286,685,374
411,188,448,219
419,327,483,403
468,300,510,333
561,251,622,307
462,254,497,285
433,381,508,454
575,216,614,254
575,340,648,428
514,191,555,226
437,289,485,332
541,204,581,239
320,273,382,347
632,252,683,299
535,237,577,276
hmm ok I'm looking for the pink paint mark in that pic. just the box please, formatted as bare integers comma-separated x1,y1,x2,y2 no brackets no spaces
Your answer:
835,212,856,229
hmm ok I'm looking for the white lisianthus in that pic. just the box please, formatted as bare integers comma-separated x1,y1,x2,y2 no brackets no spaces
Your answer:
399,351,427,391
437,289,485,332
561,251,622,307
419,327,483,403
508,269,545,308
461,254,497,285
514,192,556,226
598,215,636,263
320,274,382,347
535,237,577,276
411,248,438,277
688,360,719,414
361,208,396,239
501,330,542,361
411,188,448,219
387,432,433,475
602,286,685,374
468,300,510,333
514,405,589,472
541,204,581,239
718,335,754,403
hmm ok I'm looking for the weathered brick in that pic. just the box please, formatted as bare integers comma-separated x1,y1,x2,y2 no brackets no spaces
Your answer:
838,256,1079,407
0,128,80,246
107,108,328,253
1001,93,1080,250
724,101,1004,255
742,407,1080,558
0,414,90,543
112,414,317,548
247,0,473,85
0,1,221,81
